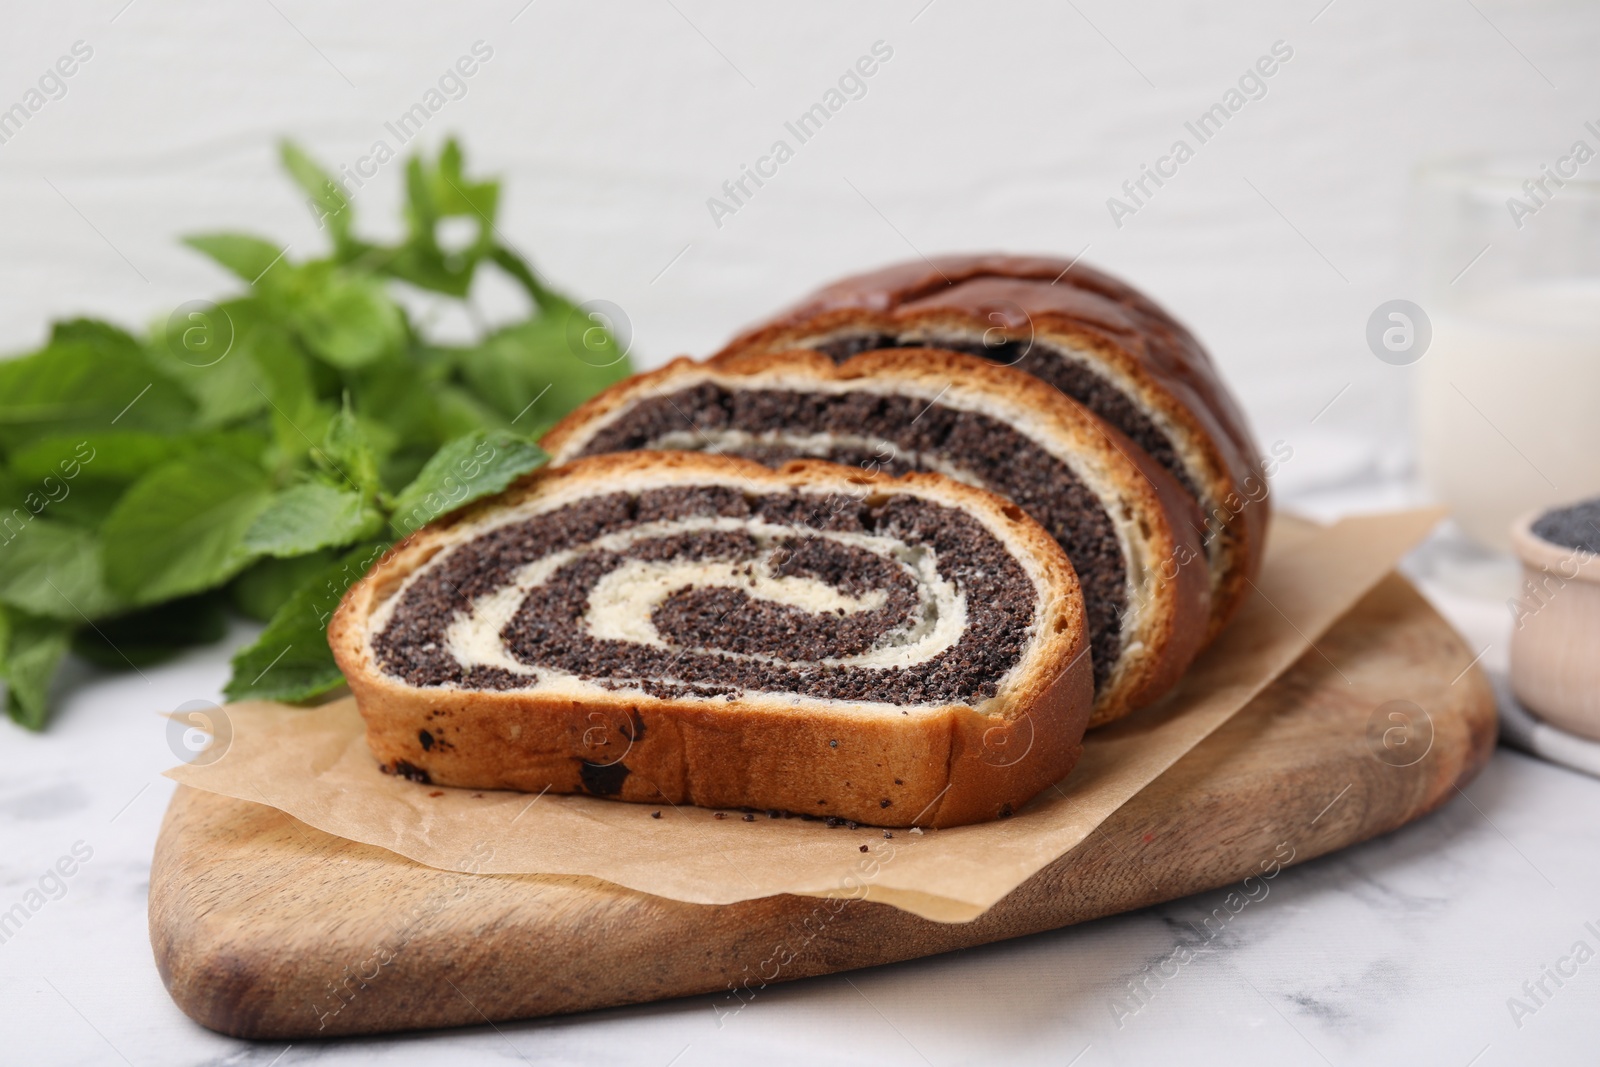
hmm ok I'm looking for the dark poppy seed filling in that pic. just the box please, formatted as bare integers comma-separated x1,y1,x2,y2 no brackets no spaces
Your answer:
649,535,920,658
575,385,1127,690
371,486,1040,707
808,333,1199,503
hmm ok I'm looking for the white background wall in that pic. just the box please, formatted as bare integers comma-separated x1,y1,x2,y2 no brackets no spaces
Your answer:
4,1,1597,501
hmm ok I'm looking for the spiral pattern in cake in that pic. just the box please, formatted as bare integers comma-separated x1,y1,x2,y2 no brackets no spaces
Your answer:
370,484,1042,709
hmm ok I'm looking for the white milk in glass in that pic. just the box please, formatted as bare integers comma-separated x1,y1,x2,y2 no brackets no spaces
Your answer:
1417,278,1600,550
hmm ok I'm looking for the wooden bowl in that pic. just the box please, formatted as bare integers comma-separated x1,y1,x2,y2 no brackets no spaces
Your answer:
1509,510,1600,741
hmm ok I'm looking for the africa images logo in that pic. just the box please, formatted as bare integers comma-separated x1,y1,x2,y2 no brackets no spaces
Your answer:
706,41,895,228
1106,40,1294,228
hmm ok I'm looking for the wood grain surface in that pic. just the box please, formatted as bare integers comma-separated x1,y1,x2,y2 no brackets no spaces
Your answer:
149,572,1497,1040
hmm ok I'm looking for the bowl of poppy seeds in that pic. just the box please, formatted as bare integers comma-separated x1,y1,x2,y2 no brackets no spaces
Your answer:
1510,496,1600,741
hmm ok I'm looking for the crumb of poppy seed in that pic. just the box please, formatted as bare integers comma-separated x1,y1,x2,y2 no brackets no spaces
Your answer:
817,799,826,805
429,790,444,797
998,804,1014,818
828,739,837,748
893,778,903,785
392,760,431,784
418,729,434,751
713,812,728,820
825,816,843,827
859,844,869,852
766,810,780,819
883,830,894,839
845,820,859,830
742,813,755,822
880,799,891,808
651,811,662,818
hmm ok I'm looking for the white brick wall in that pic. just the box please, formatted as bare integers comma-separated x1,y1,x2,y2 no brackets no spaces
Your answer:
2,0,1594,499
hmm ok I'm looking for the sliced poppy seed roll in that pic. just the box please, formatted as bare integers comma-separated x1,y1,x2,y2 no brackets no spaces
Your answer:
712,254,1270,642
543,348,1211,725
330,451,1094,828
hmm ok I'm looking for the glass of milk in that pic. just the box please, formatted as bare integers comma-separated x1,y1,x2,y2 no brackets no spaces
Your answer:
1412,154,1600,551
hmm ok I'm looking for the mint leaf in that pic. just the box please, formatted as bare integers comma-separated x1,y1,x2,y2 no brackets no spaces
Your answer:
246,327,329,471
433,383,509,438
454,318,562,424
456,307,630,434
0,478,128,534
432,140,497,219
280,141,352,245
319,397,383,495
182,234,286,286
229,549,337,622
148,297,280,427
379,143,501,297
489,244,557,311
0,608,73,730
389,430,547,537
101,455,273,604
346,355,456,462
2,438,140,532
71,594,228,670
7,430,252,484
281,264,405,369
0,520,124,619
4,431,269,530
0,324,194,449
49,318,142,352
243,483,383,558
0,139,629,732
225,542,387,702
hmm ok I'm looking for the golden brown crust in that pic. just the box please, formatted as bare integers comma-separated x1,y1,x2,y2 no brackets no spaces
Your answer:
329,451,1094,828
543,348,1210,726
710,254,1268,643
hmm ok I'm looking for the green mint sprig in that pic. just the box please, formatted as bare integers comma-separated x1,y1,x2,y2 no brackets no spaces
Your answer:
0,139,632,728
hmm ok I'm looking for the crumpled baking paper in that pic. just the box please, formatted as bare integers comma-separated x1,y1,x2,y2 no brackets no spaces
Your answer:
167,509,1442,923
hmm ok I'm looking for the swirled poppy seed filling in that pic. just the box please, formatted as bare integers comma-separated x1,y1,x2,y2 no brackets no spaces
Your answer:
371,486,1042,706
574,385,1127,690
808,333,1199,502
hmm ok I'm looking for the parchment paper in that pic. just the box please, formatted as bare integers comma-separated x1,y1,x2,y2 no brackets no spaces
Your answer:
167,509,1442,923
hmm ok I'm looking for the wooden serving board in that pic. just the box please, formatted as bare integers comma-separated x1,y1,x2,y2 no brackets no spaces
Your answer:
150,573,1496,1039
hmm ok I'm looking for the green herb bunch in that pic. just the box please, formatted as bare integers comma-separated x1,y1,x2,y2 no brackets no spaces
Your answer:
0,140,632,729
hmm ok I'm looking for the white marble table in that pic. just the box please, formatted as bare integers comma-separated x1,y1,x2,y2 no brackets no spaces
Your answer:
3,497,1598,1067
